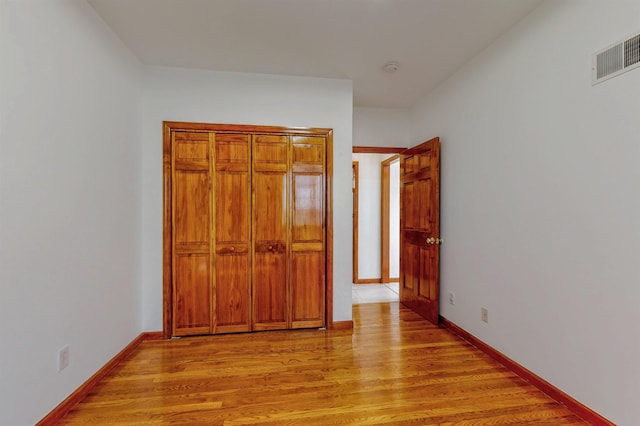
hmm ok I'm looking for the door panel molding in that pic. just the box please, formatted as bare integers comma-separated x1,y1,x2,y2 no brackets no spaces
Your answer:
353,146,405,154
163,121,333,338
399,137,441,324
352,161,359,283
381,155,400,283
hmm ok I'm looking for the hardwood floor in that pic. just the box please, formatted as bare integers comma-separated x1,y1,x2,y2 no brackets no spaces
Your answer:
59,303,588,425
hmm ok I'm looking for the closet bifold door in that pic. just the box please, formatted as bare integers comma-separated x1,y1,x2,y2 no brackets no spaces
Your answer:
171,131,213,336
165,122,330,337
290,136,326,328
212,133,251,333
252,134,289,330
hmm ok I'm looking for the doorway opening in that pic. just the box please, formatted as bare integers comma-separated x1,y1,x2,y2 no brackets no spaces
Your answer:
352,147,404,305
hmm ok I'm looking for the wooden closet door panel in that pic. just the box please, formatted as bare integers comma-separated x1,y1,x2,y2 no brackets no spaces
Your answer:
290,136,325,328
253,173,286,241
253,249,287,329
213,133,251,333
214,251,250,332
291,251,324,328
291,174,323,242
252,135,289,330
174,254,211,335
215,172,249,242
174,171,210,245
172,131,212,336
166,124,330,337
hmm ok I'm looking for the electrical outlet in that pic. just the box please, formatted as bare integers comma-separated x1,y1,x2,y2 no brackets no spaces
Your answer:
481,308,488,323
448,292,455,305
58,345,69,372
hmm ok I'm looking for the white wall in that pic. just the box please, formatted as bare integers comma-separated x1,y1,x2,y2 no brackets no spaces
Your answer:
353,153,384,279
141,67,353,327
389,160,400,278
352,107,407,281
353,107,410,148
0,1,142,425
353,153,398,281
410,1,640,424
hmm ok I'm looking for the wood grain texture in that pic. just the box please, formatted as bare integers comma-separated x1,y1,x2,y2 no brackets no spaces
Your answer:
57,305,589,425
162,123,173,339
439,317,615,426
37,332,162,426
173,254,211,335
324,131,334,330
329,320,354,330
213,133,251,333
381,156,392,283
354,278,383,284
352,161,359,283
163,122,333,336
290,136,325,328
164,121,331,136
400,137,440,324
171,131,213,336
252,134,289,330
290,251,324,327
352,146,406,154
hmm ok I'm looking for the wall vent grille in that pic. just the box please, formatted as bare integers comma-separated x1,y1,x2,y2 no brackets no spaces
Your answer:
593,32,640,84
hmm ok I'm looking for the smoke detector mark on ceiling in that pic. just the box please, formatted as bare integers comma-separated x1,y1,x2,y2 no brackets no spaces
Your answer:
593,32,640,84
382,61,400,73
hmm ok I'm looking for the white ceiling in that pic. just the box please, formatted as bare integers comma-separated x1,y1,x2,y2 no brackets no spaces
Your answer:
88,0,542,108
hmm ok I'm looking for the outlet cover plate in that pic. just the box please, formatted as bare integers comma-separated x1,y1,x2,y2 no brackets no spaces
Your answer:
58,345,69,372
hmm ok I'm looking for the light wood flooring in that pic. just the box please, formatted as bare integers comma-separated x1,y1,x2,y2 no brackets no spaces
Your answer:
59,302,588,425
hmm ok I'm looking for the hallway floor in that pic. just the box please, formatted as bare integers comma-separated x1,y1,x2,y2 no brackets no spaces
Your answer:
352,283,399,304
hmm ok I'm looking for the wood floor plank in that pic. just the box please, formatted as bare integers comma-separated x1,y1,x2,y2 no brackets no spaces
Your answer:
58,302,588,425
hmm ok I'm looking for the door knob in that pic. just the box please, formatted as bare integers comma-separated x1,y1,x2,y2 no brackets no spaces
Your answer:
268,245,273,251
425,237,443,245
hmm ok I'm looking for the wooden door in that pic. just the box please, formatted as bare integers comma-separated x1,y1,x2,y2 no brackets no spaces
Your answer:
212,133,251,333
290,136,325,328
171,131,213,336
399,137,440,324
352,161,359,283
164,122,333,338
381,155,400,284
252,134,289,330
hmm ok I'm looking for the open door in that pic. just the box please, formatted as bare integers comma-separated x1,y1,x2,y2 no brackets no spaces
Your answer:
399,137,441,324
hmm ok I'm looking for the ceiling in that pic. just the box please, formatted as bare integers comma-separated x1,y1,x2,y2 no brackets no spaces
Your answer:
88,0,542,108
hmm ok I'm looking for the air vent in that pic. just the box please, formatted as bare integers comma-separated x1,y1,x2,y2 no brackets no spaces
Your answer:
593,31,640,84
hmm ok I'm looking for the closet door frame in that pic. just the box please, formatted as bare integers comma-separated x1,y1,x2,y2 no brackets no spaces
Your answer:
162,121,334,339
